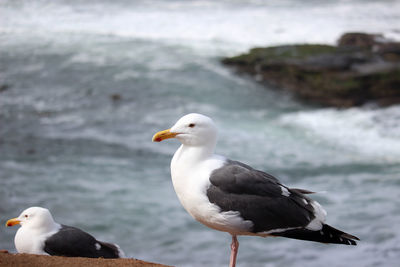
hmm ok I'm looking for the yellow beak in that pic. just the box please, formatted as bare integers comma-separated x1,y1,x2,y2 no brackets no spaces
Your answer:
6,218,21,227
152,128,177,142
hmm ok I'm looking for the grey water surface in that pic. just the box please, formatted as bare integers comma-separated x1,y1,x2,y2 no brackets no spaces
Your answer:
1,1,400,266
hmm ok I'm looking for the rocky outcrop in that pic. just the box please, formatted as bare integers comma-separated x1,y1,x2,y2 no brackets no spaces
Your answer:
0,251,170,267
0,84,10,93
222,33,400,107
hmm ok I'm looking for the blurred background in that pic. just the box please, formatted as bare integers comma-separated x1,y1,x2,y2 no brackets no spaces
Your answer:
1,0,400,266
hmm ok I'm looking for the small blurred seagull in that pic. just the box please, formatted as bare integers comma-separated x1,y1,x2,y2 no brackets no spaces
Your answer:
6,207,124,258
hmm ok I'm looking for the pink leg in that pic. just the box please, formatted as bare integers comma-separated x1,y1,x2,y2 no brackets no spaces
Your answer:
229,235,239,267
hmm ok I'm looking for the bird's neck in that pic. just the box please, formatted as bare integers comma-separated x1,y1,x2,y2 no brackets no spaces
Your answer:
28,221,61,235
174,144,215,165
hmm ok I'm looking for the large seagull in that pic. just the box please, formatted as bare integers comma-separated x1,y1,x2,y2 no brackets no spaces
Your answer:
153,113,359,267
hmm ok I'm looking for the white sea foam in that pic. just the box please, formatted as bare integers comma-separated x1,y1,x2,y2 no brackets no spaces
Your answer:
1,0,399,56
279,105,400,162
40,114,86,127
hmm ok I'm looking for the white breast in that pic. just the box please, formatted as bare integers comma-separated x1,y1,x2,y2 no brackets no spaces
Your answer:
171,152,253,235
14,224,61,254
15,227,44,254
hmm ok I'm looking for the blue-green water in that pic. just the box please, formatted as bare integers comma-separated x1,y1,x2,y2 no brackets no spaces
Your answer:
1,1,400,266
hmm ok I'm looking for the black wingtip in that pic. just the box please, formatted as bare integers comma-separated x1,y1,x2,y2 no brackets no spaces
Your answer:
324,224,359,245
96,240,124,258
341,232,360,242
272,224,359,246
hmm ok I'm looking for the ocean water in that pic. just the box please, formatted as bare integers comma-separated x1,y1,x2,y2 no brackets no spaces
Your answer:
1,0,400,266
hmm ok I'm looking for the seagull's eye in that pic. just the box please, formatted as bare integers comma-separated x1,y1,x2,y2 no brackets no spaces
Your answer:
24,215,28,218
188,123,196,128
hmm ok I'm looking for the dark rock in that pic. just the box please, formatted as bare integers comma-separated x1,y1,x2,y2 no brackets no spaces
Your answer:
26,149,36,155
377,42,400,62
221,33,400,107
337,32,384,49
110,93,122,101
0,84,10,92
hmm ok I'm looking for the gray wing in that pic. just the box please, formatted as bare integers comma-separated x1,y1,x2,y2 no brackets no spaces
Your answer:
206,160,316,233
207,160,359,245
44,225,122,258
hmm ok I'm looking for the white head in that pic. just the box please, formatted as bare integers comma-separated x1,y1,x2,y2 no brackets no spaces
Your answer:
6,207,57,231
152,113,218,147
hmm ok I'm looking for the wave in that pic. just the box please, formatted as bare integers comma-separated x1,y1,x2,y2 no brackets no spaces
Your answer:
1,0,400,55
279,105,400,162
